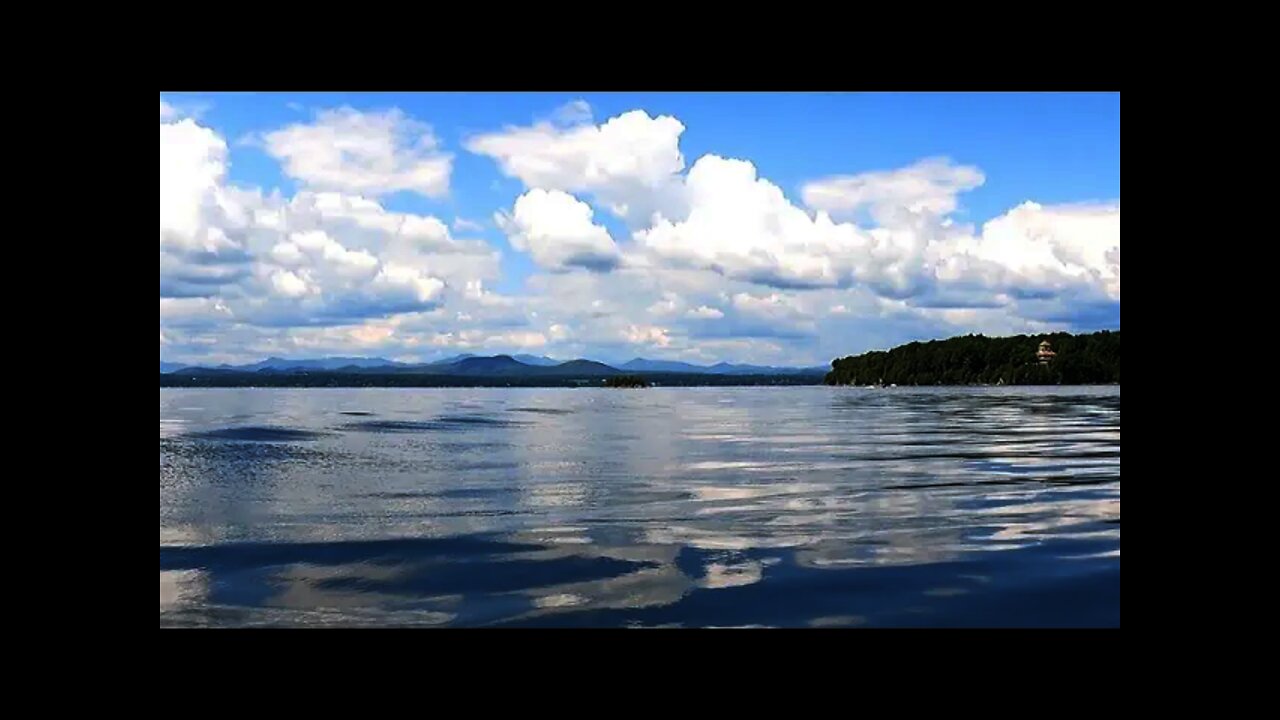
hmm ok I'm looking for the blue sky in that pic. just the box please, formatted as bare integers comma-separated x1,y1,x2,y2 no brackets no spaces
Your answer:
160,92,1120,366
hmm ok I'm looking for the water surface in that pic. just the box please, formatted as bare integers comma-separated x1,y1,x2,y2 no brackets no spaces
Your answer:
159,386,1119,627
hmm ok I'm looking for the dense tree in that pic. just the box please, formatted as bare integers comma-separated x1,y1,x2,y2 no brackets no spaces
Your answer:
825,330,1120,386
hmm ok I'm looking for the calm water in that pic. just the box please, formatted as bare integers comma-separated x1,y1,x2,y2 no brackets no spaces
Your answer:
160,386,1119,627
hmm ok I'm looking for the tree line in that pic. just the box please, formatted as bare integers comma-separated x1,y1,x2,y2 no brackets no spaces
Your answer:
825,330,1120,386
604,375,650,388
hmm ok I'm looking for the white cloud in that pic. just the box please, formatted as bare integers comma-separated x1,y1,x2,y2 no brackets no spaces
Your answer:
624,324,672,348
720,291,818,339
282,192,487,266
518,264,826,363
452,217,486,233
372,263,446,304
161,112,502,360
801,158,985,223
162,103,1118,366
647,292,682,317
160,296,234,331
263,107,452,198
160,98,177,121
686,305,724,319
732,292,791,315
635,154,873,289
496,189,620,272
290,230,379,277
270,241,305,266
465,109,686,224
634,149,1118,318
159,118,260,300
271,269,311,298
160,119,230,249
964,200,1120,301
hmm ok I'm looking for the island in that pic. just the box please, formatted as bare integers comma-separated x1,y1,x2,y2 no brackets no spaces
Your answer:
603,375,650,388
825,330,1119,386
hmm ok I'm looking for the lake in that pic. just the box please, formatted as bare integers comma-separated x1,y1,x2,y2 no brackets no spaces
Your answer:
160,386,1120,627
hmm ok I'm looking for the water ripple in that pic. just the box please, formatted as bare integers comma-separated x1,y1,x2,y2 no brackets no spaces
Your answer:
160,386,1119,627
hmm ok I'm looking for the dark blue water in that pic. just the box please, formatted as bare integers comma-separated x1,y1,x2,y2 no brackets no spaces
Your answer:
159,386,1119,627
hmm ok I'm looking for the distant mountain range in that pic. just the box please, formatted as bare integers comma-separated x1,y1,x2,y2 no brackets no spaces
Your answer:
160,355,827,377
620,358,826,375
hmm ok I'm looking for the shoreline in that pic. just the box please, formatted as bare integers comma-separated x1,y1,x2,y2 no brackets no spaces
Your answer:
160,378,1119,389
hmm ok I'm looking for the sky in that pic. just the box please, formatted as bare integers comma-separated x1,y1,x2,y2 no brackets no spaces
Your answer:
159,92,1120,367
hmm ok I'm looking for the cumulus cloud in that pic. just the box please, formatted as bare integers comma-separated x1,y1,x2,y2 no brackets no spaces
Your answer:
711,292,818,340
801,158,985,223
162,102,1118,366
159,118,259,299
633,149,1118,318
465,109,687,224
160,119,230,249
967,200,1120,301
624,324,672,347
263,107,452,198
372,263,446,304
470,108,1118,343
515,266,821,362
160,98,177,121
496,189,620,272
160,112,502,361
635,154,873,289
282,191,494,269
270,269,311,298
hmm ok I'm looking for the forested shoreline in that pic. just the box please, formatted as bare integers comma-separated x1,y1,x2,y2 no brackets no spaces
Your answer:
825,331,1119,386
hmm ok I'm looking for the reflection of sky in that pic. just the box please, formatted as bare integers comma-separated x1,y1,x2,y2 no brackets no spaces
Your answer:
160,570,206,612
161,386,1119,626
699,560,765,589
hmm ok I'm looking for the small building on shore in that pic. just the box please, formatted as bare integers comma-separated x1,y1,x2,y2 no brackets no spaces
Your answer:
1037,340,1056,364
